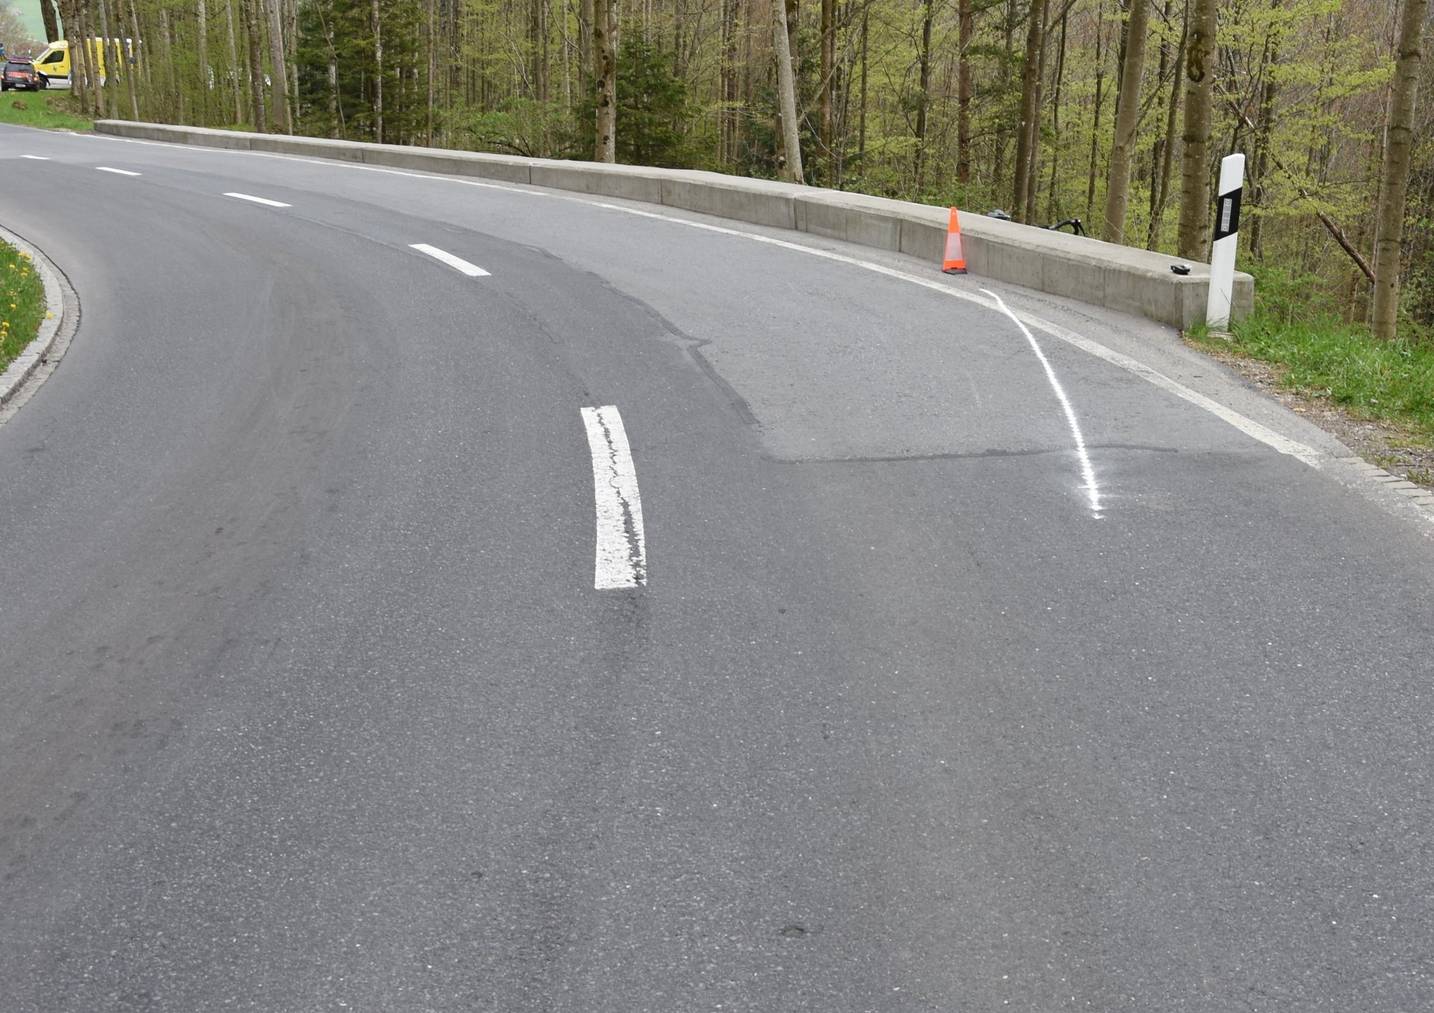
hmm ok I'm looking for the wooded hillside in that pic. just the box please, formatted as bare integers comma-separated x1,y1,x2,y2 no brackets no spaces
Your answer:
37,0,1434,336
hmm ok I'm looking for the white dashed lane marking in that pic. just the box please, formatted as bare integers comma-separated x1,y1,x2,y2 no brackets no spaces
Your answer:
223,192,291,208
579,406,647,590
409,243,490,277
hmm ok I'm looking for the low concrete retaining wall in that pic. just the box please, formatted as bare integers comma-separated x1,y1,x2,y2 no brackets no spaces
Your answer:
94,120,1253,329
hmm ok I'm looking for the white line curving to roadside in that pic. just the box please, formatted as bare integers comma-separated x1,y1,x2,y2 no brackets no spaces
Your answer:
224,192,292,208
579,406,647,590
409,243,490,277
983,289,1103,517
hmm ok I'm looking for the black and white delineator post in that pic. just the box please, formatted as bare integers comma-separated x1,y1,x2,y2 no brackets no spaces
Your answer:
1206,153,1245,330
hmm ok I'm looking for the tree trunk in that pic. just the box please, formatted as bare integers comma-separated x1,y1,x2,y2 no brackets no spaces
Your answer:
286,0,298,102
372,0,383,141
122,0,140,120
957,0,973,185
40,0,60,43
329,26,340,135
913,0,935,193
820,0,834,180
720,0,738,164
593,0,616,160
528,0,544,100
1011,0,1046,220
857,4,868,165
1371,0,1428,339
197,0,210,122
1102,0,1150,243
993,0,1017,192
95,0,116,113
1024,0,1050,222
1046,6,1068,216
1146,0,1186,249
785,0,799,69
1176,0,1215,259
1146,0,1171,232
60,0,89,110
265,0,291,131
159,6,178,121
1249,7,1281,260
1085,0,1105,221
774,0,805,183
225,0,244,123
242,0,268,131
579,0,593,90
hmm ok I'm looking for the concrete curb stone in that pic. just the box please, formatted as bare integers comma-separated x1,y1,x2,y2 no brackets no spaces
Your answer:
0,224,68,410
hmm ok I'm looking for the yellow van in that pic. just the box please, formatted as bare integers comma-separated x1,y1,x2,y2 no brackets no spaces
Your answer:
34,39,135,88
33,40,69,87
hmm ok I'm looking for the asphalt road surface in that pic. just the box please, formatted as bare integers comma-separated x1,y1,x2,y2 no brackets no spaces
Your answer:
2,123,1433,1012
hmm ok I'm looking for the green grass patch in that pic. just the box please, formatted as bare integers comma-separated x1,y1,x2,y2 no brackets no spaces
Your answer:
0,241,48,375
0,90,92,131
1191,266,1434,442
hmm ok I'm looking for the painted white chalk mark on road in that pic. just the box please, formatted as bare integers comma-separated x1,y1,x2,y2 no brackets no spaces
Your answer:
983,288,1103,517
95,166,140,176
223,192,291,208
580,406,647,589
409,243,490,277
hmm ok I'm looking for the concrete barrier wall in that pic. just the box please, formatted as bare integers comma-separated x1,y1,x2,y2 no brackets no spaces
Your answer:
94,120,1253,329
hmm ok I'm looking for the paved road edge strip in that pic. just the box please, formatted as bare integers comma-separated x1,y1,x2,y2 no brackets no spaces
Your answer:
0,225,73,418
89,120,1249,331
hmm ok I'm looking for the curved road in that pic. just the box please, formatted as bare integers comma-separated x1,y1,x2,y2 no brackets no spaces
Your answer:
2,124,1433,1011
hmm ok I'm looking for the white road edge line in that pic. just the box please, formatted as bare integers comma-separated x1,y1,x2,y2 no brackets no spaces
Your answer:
579,406,647,590
83,133,1326,472
223,191,291,208
20,155,50,160
409,243,490,277
94,166,141,176
984,289,1103,517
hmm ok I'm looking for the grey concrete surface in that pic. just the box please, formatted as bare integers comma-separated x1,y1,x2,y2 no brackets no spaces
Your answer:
92,119,1254,329
0,223,68,408
1,124,1433,1012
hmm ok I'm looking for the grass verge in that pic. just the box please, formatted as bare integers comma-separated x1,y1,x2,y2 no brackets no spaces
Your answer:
0,90,92,131
0,241,47,375
1189,268,1434,444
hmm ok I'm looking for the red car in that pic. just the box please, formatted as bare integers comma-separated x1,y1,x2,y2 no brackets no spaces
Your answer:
2,59,43,92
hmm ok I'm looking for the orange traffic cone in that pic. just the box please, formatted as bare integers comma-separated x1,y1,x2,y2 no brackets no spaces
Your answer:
942,207,967,275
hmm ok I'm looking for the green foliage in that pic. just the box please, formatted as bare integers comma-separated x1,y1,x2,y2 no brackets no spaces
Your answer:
1196,264,1434,439
614,38,689,167
574,37,690,166
294,0,428,142
0,91,91,131
0,241,46,375
447,98,573,158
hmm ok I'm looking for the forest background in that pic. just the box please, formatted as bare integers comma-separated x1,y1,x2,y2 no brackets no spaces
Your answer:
1,0,1430,342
